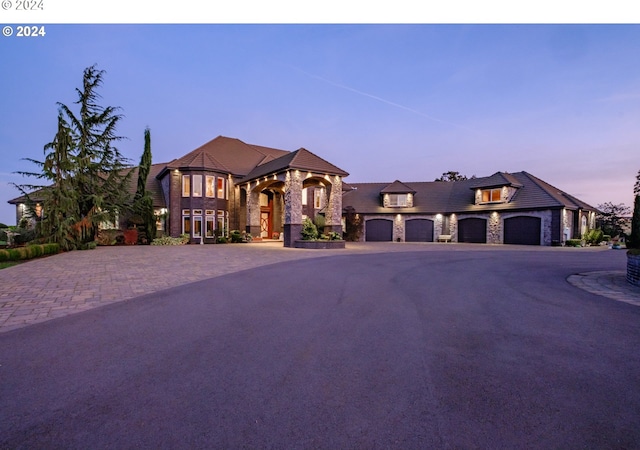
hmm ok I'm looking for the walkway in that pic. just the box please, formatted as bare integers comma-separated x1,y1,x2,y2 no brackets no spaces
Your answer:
1,242,638,333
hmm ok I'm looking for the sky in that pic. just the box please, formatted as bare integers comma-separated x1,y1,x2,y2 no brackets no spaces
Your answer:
1,21,639,225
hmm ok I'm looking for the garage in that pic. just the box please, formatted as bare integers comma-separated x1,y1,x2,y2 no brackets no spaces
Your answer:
405,219,434,242
365,219,393,242
458,218,487,243
504,216,541,245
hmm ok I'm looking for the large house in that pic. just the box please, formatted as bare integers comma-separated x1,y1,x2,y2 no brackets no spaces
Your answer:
8,135,597,246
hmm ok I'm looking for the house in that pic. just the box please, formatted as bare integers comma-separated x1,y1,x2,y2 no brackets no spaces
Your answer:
342,171,597,245
8,136,597,246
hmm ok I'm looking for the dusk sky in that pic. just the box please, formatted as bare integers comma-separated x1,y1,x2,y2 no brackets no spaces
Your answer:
1,23,639,225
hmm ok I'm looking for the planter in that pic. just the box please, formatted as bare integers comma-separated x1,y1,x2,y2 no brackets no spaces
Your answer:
294,240,345,249
627,252,640,287
123,229,138,245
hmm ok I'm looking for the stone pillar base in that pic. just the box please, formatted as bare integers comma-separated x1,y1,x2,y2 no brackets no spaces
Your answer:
246,225,261,238
284,224,302,248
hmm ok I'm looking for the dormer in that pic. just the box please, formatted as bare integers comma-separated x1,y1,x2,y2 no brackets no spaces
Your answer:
469,172,522,205
380,180,416,208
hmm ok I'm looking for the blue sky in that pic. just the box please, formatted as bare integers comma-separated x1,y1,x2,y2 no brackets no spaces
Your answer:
1,24,639,225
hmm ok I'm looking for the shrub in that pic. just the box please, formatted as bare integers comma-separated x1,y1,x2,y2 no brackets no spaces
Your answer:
150,234,190,246
0,250,9,261
230,230,244,243
603,235,612,242
584,229,604,245
301,218,318,240
566,239,582,247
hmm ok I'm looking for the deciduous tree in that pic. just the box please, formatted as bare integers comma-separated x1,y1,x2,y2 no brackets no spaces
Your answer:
596,202,630,238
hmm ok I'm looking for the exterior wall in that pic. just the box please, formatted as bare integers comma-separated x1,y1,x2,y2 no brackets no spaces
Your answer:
163,169,230,242
359,210,554,245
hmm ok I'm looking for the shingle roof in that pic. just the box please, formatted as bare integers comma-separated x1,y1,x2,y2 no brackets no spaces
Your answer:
343,171,596,214
159,136,290,178
8,163,168,208
380,180,416,194
242,147,349,181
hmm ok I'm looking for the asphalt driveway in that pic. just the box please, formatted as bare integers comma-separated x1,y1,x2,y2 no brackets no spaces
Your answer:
1,245,638,448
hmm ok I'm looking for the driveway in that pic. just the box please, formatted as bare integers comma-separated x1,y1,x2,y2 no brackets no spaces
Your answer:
1,244,639,448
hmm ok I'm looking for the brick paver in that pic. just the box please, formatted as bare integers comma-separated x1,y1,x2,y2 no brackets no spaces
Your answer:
1,242,638,333
567,271,640,307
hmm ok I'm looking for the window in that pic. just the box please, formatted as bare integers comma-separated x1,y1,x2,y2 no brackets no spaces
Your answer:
217,177,226,199
302,187,308,206
314,188,325,208
193,216,202,237
481,189,502,203
388,194,408,207
206,210,215,238
217,210,228,236
206,176,215,197
182,209,191,234
182,175,190,197
192,175,203,197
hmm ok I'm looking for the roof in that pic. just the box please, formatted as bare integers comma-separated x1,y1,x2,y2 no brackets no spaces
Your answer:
242,147,349,181
343,171,597,214
158,136,289,178
8,163,168,208
380,180,416,194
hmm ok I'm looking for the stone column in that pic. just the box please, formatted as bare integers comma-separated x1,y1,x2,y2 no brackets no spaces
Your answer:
324,176,343,235
284,170,303,247
245,184,261,237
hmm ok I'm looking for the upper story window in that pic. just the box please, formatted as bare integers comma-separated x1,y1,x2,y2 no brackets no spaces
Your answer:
192,175,203,197
182,175,190,197
388,194,408,207
206,176,215,197
217,177,226,199
481,188,502,203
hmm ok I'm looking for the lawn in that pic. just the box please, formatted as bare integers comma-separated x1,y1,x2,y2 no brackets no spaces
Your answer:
0,262,19,270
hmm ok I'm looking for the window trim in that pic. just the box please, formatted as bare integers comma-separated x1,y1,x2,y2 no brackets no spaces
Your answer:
182,175,190,197
388,193,408,207
480,188,503,204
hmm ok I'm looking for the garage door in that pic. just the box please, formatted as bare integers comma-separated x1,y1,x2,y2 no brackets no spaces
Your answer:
504,216,541,245
458,218,487,243
405,219,434,242
366,219,393,242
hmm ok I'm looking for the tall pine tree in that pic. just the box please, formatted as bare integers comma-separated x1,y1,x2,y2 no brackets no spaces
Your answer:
133,127,156,243
14,65,132,248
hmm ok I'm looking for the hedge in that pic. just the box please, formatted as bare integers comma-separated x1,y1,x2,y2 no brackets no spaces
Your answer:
0,243,60,262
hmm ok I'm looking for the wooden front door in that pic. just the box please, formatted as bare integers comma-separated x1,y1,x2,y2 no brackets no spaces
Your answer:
260,211,271,238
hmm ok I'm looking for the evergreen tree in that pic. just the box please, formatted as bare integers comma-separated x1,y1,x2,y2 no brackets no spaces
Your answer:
14,65,132,248
58,64,131,243
133,127,156,242
628,170,640,249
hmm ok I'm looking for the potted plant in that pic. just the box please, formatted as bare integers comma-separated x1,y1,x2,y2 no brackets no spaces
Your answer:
627,169,640,286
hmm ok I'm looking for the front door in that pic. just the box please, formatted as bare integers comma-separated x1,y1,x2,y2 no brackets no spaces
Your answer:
260,211,271,238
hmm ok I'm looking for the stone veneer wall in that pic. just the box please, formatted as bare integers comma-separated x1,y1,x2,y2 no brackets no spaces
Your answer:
627,253,640,286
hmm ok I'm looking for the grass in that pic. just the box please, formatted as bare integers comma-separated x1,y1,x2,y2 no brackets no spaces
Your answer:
0,261,19,270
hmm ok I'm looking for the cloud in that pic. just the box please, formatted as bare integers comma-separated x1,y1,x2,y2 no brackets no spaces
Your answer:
597,92,640,103
288,65,473,131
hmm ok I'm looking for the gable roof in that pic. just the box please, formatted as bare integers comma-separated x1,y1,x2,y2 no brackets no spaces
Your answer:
468,172,523,189
380,180,416,194
343,171,596,214
242,147,349,181
158,136,290,178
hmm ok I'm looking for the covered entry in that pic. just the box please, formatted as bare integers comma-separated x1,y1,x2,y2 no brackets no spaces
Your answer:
504,216,541,245
405,219,434,242
366,219,393,241
458,218,487,243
